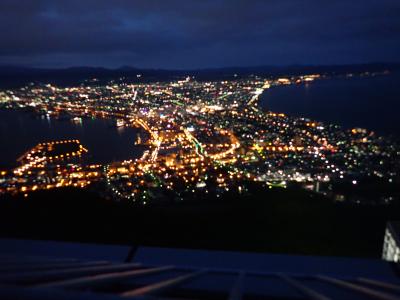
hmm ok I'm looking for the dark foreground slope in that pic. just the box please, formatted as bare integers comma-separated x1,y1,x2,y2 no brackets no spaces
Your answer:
0,187,398,258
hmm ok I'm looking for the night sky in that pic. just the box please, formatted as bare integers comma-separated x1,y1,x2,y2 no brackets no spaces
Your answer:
1,0,399,69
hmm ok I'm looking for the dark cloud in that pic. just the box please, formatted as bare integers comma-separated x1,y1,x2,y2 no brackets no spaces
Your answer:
0,0,399,68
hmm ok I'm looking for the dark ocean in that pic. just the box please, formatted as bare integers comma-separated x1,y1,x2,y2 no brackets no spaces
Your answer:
0,111,144,168
260,72,400,138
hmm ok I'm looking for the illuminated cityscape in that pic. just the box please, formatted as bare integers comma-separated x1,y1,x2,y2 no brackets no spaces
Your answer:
0,72,398,205
1,2,400,297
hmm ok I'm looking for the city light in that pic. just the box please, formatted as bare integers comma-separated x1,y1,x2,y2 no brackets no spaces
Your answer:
0,73,398,204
